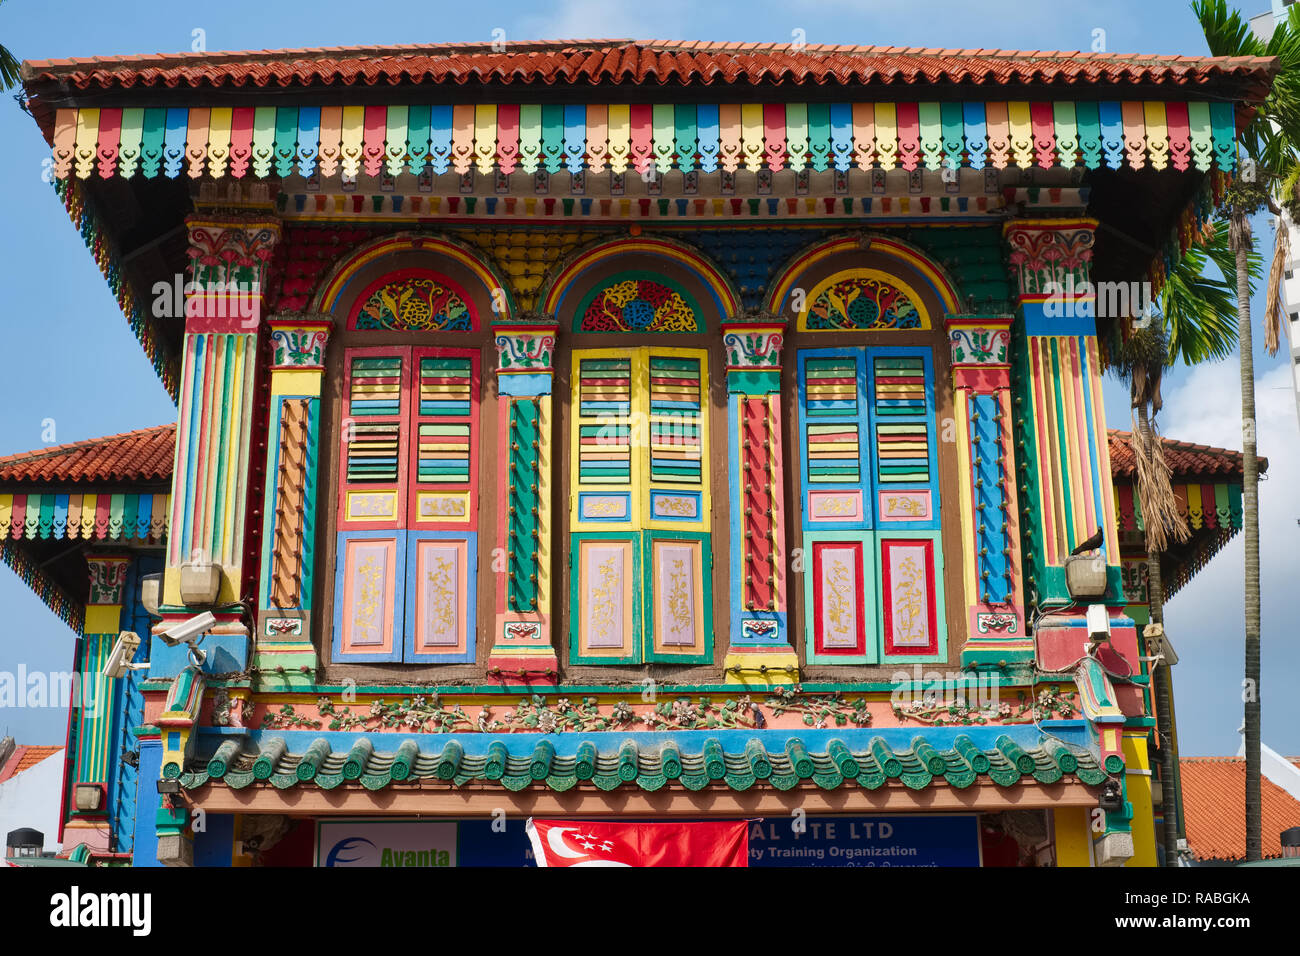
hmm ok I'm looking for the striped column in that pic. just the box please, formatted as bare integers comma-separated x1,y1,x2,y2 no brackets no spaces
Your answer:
1004,219,1122,608
65,554,129,853
162,216,281,617
487,321,560,684
254,316,331,689
946,316,1031,666
720,320,798,685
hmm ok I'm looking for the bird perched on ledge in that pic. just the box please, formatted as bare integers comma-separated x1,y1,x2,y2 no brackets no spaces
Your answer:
1070,527,1104,556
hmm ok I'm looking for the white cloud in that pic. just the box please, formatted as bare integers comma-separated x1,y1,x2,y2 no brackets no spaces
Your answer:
1154,357,1300,754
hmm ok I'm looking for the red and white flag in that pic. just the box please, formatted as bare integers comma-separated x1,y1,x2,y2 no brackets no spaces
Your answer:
526,818,748,867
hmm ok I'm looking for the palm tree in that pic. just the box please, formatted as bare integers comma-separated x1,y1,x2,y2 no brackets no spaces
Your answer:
1193,0,1300,862
1121,224,1262,867
0,1,19,91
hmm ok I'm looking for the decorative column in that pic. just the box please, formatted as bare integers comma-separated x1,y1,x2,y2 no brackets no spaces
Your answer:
720,318,798,685
157,214,281,677
946,316,1031,667
63,554,130,853
487,320,560,684
1004,219,1122,608
253,315,331,689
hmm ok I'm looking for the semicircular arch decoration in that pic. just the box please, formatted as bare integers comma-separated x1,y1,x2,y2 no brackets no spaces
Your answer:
798,269,931,332
573,272,702,333
347,268,477,332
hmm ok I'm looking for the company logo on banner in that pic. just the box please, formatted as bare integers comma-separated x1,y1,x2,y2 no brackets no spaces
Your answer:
749,814,980,866
317,821,458,867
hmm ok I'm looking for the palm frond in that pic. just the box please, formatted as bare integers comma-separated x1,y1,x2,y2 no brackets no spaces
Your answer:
0,44,20,92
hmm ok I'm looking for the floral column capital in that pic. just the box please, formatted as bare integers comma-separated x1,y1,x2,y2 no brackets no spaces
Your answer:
268,314,332,370
494,319,559,376
1002,218,1098,298
946,314,1014,392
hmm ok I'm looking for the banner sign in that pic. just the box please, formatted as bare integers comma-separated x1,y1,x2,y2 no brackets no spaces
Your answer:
317,814,978,867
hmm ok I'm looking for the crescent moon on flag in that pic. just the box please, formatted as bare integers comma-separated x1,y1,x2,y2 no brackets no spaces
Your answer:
545,826,589,860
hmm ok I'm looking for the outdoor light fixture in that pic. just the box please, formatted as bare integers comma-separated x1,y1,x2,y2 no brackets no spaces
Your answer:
140,572,163,617
1064,553,1107,600
178,559,223,606
73,784,103,812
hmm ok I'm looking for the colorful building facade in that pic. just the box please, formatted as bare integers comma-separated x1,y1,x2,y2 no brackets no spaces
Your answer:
9,40,1273,866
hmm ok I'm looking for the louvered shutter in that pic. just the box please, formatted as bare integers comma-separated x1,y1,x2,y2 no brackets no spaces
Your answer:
570,350,640,663
869,348,944,660
643,348,712,664
405,347,479,663
334,347,408,662
798,348,874,663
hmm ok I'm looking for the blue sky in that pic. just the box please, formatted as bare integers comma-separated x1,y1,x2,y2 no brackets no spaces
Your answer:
0,0,1294,759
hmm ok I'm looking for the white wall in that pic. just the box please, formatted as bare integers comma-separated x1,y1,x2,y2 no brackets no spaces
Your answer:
0,751,65,854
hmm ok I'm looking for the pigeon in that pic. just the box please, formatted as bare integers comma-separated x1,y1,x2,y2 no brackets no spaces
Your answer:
1070,527,1104,556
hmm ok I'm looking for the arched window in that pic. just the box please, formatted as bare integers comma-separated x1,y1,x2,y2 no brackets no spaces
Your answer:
771,237,960,668
548,241,736,671
316,238,505,670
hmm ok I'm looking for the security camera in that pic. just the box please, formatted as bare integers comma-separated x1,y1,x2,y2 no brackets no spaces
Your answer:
1086,604,1110,648
102,631,148,679
159,611,216,647
1142,622,1179,667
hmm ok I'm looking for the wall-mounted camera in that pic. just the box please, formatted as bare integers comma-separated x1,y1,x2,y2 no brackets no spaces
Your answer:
158,610,216,666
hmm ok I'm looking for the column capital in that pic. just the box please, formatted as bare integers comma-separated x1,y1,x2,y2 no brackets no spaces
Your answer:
1003,218,1097,298
946,314,1014,392
721,319,785,394
184,214,282,333
268,314,332,371
494,319,559,398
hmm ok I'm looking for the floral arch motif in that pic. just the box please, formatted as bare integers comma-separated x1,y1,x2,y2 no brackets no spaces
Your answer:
347,269,475,332
797,269,932,331
574,272,701,333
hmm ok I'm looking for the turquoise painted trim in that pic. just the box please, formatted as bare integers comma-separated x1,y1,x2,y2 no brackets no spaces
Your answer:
797,346,872,532
569,531,643,666
643,529,713,665
866,345,940,532
497,372,553,397
804,529,876,666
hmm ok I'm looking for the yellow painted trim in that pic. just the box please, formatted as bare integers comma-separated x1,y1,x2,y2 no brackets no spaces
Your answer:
1053,806,1094,867
1122,729,1159,868
723,651,800,686
271,369,323,398
83,604,122,635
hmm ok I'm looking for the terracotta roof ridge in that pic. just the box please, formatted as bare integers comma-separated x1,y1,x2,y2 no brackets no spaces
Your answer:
0,423,175,468
21,39,1277,76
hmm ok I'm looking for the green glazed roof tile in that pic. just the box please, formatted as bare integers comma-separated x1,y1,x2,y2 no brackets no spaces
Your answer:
180,734,1112,798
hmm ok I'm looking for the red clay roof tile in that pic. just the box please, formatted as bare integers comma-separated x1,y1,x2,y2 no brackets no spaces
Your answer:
1108,429,1263,480
0,424,175,484
21,40,1277,95
1179,757,1300,861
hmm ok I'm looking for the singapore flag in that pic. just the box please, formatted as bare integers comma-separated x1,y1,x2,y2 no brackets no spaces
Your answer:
525,818,748,867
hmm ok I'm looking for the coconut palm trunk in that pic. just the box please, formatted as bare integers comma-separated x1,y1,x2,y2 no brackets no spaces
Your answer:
1230,209,1263,863
1134,402,1180,866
